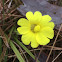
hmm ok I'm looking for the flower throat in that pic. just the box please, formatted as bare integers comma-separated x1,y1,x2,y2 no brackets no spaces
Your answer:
31,24,40,33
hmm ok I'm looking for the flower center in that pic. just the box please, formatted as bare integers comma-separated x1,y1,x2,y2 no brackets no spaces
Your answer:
31,24,40,33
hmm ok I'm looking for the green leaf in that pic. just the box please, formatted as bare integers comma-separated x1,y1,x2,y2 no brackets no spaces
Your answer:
10,41,25,62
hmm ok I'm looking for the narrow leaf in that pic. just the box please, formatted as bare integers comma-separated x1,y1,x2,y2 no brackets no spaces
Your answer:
10,41,25,62
0,38,2,56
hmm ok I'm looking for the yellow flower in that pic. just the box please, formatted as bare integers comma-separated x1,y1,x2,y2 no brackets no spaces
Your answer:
17,11,55,48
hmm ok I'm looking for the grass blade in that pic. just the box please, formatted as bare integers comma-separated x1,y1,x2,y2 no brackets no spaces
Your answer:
0,38,2,56
10,41,25,62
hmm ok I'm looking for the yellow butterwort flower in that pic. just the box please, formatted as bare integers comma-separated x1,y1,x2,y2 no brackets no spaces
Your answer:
17,11,55,48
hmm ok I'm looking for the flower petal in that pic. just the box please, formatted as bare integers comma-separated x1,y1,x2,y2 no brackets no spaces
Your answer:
26,11,33,21
41,15,52,22
34,11,42,21
21,33,31,45
31,11,42,24
26,11,42,24
34,11,42,16
36,34,50,45
40,27,54,39
40,22,55,29
47,22,55,29
31,41,39,48
17,18,30,27
21,31,39,48
31,33,39,48
17,27,30,34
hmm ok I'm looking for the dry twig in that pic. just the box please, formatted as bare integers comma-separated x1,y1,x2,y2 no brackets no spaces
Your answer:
52,51,62,62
